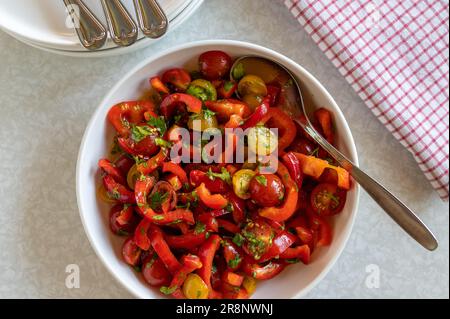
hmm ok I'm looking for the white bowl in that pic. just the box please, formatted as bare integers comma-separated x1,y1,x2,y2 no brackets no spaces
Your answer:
76,40,360,299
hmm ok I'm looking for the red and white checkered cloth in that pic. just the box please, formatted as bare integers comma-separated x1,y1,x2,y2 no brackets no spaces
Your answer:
284,0,449,200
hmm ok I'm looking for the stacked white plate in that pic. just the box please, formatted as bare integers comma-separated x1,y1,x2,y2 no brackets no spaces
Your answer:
0,0,204,57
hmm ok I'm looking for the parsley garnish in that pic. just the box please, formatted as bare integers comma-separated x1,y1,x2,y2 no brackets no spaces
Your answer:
147,116,167,136
131,125,154,143
160,286,177,295
232,233,245,247
228,256,242,269
194,222,206,235
203,108,216,119
255,175,267,186
155,137,173,149
223,81,235,92
286,258,300,264
149,191,169,210
206,167,231,184
152,215,164,221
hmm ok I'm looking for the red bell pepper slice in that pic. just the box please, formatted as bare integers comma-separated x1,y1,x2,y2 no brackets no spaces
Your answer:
282,152,304,189
239,97,270,130
295,226,314,245
165,174,182,191
242,258,286,280
160,93,202,119
107,100,154,137
307,211,332,247
222,285,249,299
164,232,208,250
259,162,298,222
162,162,188,187
149,226,182,274
224,191,246,224
134,175,156,214
150,76,170,95
258,231,297,263
279,245,311,264
115,204,135,226
102,174,135,204
205,99,251,122
293,152,350,190
161,68,191,92
161,254,203,298
218,219,240,234
134,218,152,250
137,148,167,175
197,234,221,298
197,213,219,233
314,108,334,144
260,107,297,151
98,158,127,185
196,183,228,210
218,80,238,99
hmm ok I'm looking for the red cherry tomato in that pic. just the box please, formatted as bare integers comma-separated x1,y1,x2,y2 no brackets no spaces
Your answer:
161,68,191,92
310,183,347,216
142,256,171,287
114,154,135,176
249,174,285,207
198,51,233,80
122,237,142,266
109,204,138,236
241,219,275,260
288,137,316,155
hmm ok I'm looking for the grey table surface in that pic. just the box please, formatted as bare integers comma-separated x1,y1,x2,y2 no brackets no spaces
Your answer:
0,0,448,299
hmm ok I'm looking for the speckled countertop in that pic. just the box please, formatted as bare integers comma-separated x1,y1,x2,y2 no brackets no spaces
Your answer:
0,0,448,299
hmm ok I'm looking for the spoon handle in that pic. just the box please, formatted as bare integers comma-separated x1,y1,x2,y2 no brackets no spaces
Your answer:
300,122,439,251
101,0,138,47
62,0,107,50
134,0,168,38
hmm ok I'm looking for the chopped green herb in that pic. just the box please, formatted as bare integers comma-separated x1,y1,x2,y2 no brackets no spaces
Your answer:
186,85,209,101
160,286,177,295
286,258,300,264
152,215,164,221
203,108,216,119
223,81,235,92
309,147,319,157
131,125,154,143
117,229,129,236
194,222,206,235
147,116,167,136
228,256,242,269
255,175,267,186
205,232,211,239
206,167,232,184
149,191,169,210
232,233,245,247
225,203,234,213
155,137,173,149
133,266,141,272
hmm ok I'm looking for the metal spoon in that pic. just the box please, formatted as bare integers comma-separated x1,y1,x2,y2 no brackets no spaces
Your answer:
101,0,138,47
231,56,439,251
134,0,168,38
62,0,107,50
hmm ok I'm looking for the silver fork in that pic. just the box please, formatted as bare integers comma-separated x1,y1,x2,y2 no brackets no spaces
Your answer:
101,0,139,47
62,0,107,50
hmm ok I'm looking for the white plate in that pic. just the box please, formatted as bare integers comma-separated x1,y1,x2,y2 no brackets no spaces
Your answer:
77,40,360,299
0,0,192,51
1,0,204,57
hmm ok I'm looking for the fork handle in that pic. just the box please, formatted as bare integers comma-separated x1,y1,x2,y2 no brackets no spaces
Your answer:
101,0,138,46
300,122,439,251
63,0,107,50
134,0,168,38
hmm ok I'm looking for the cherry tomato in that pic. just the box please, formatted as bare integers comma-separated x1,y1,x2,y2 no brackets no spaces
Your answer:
161,68,191,92
182,273,209,299
186,79,217,101
249,174,285,207
109,204,138,236
289,137,316,155
114,153,135,176
142,256,171,287
242,259,285,280
242,276,257,295
122,237,142,266
107,101,154,137
198,51,233,80
232,169,256,200
238,75,268,97
310,183,347,216
117,123,159,157
222,239,243,270
241,219,275,260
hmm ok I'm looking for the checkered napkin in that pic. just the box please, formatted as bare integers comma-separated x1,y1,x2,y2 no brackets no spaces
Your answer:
284,0,450,200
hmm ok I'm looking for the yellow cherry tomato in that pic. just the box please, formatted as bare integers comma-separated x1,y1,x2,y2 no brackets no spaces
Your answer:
182,273,209,299
248,126,278,156
188,109,219,132
232,169,257,199
242,276,257,296
97,184,117,204
238,75,268,97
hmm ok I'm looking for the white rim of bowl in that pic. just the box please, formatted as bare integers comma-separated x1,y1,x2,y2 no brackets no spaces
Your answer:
76,39,360,299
